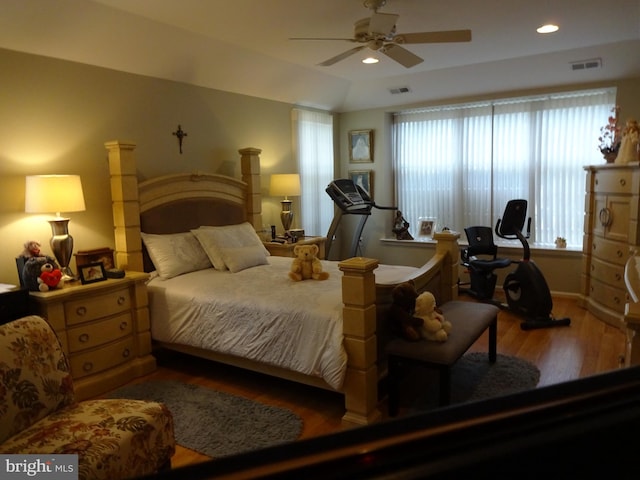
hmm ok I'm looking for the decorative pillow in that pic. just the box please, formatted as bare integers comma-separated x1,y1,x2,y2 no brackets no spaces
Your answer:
221,245,269,273
140,231,211,279
191,222,270,271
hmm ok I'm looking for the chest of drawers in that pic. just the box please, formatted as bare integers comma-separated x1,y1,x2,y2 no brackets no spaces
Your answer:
581,164,640,328
29,271,155,400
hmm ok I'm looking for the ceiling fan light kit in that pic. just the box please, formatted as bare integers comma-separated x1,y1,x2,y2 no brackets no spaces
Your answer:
291,2,472,69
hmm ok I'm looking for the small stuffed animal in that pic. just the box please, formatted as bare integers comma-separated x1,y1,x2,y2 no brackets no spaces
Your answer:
289,244,329,281
388,280,423,341
22,255,64,292
38,262,63,291
19,240,43,258
414,291,452,342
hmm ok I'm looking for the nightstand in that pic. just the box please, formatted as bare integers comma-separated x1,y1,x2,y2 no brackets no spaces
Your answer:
28,271,155,400
264,236,327,259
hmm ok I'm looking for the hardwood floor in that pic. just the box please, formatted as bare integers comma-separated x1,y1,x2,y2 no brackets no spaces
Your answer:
128,296,627,470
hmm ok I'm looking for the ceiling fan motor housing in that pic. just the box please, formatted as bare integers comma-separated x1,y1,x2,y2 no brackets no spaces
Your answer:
354,17,396,42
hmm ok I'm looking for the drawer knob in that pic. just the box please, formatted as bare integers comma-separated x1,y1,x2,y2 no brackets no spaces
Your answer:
76,306,87,316
620,178,626,187
117,296,126,305
83,362,93,372
617,250,623,258
614,296,620,304
599,208,612,227
120,321,128,331
79,333,89,343
615,273,622,281
122,348,131,358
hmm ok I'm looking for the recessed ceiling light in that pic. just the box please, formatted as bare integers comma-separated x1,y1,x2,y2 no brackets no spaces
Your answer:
362,57,379,64
537,24,559,34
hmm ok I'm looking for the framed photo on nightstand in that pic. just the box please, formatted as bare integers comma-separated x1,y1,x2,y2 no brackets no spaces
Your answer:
79,262,108,285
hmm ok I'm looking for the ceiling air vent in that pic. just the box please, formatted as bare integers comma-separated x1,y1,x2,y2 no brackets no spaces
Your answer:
389,86,411,95
570,58,602,71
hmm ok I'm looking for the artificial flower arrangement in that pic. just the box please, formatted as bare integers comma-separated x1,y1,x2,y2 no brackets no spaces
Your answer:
598,105,621,160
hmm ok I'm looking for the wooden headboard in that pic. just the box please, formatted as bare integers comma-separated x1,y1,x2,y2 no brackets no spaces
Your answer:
105,141,262,272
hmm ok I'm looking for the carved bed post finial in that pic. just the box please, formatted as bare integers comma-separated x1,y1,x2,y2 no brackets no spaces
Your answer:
172,125,188,154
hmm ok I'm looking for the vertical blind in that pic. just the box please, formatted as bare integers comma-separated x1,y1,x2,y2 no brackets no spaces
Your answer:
392,88,616,247
292,108,335,237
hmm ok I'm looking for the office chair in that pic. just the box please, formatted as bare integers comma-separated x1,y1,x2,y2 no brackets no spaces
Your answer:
460,226,512,300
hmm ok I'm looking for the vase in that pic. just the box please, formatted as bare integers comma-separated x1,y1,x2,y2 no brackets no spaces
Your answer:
603,151,617,163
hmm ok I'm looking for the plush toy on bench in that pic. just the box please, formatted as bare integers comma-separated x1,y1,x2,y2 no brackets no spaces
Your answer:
415,291,452,342
388,280,423,342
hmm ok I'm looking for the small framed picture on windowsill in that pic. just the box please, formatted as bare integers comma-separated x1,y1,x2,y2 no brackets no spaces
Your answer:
418,217,437,239
79,262,108,285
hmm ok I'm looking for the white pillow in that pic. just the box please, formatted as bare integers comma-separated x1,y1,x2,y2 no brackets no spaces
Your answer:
221,245,269,273
140,232,212,279
191,222,270,271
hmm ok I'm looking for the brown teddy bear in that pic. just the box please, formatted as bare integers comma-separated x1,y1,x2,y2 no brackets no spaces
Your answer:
289,244,329,281
414,291,452,342
388,280,423,341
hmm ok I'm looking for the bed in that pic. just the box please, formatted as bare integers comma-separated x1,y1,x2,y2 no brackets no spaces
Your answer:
106,140,461,425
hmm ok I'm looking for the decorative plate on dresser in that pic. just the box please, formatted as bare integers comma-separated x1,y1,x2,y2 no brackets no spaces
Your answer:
28,271,155,400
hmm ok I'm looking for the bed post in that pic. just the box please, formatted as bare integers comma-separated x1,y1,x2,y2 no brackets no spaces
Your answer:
338,257,381,425
106,140,144,272
432,229,461,302
239,147,263,230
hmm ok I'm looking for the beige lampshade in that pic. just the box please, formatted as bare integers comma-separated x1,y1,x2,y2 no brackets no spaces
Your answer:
25,175,86,215
270,174,301,199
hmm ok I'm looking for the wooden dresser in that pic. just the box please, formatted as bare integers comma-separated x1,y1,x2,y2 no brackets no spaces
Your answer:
29,271,156,400
581,164,640,328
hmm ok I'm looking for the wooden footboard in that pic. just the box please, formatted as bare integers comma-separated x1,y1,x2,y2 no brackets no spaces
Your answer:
339,231,460,425
106,140,460,427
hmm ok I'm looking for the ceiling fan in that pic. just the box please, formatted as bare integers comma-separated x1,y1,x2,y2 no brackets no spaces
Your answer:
290,0,471,68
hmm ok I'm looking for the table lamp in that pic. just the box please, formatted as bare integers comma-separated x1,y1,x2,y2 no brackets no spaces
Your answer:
270,174,301,232
25,174,86,280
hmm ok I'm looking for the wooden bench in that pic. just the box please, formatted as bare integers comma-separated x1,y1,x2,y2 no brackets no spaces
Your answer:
386,301,499,416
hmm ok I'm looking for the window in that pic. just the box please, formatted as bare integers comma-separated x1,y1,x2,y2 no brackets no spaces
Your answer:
392,88,616,247
292,108,335,237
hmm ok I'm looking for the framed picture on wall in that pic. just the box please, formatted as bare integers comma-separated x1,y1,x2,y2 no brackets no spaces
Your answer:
348,170,373,199
418,217,437,238
349,129,373,163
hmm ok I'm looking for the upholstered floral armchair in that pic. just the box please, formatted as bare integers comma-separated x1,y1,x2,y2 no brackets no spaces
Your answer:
0,315,175,480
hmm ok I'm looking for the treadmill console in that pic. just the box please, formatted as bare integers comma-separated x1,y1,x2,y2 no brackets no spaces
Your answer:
326,179,371,212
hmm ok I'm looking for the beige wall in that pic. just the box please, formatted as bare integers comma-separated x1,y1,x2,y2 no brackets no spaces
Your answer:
0,48,298,284
2,46,637,295
336,78,640,295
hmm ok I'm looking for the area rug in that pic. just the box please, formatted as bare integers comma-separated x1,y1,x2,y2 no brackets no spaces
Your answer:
403,352,541,412
107,380,303,458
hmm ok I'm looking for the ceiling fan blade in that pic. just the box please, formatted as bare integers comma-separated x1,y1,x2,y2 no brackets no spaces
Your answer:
381,44,424,68
289,37,357,42
318,45,367,66
395,29,472,44
369,12,398,36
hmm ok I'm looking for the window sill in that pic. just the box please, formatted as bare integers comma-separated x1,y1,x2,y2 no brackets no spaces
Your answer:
380,237,583,257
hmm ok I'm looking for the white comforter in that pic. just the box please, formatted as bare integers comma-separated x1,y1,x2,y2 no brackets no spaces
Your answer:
147,256,347,389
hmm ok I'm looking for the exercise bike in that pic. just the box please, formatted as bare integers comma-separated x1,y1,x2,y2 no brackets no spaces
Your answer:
461,199,571,330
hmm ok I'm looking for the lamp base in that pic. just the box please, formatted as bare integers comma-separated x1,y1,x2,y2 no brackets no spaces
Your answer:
48,218,76,280
280,199,294,232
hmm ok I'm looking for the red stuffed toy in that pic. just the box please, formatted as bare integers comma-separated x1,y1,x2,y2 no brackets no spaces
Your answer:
38,262,63,291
